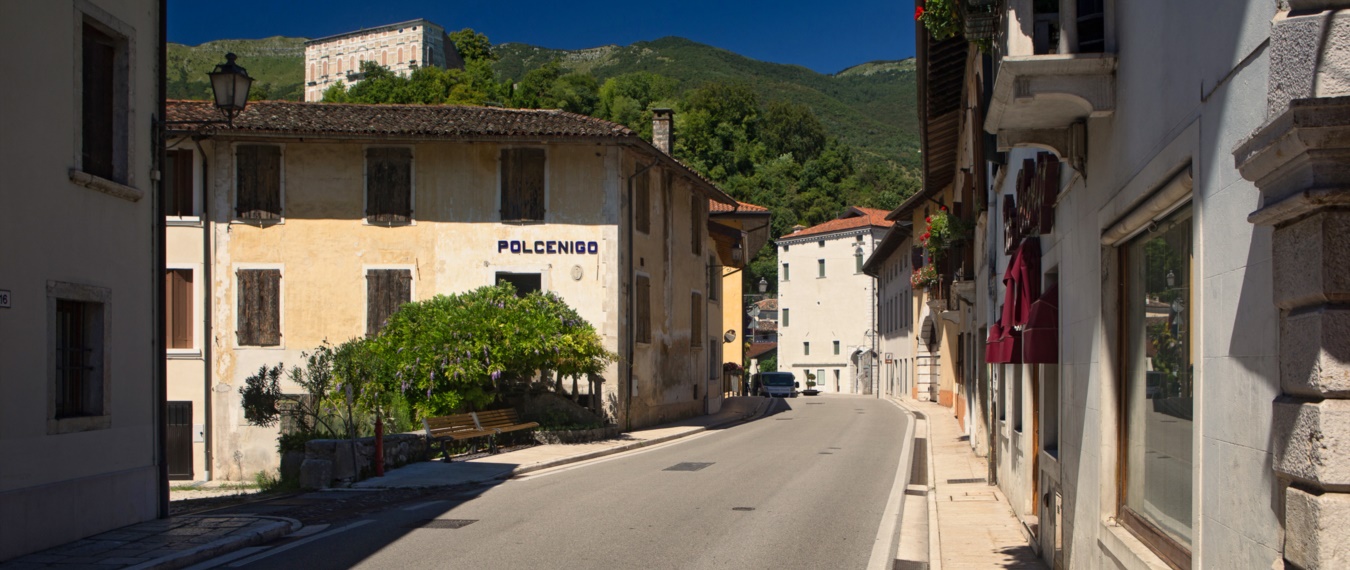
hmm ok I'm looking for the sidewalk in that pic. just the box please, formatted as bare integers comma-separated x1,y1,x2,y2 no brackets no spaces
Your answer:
0,397,770,570
893,398,1044,569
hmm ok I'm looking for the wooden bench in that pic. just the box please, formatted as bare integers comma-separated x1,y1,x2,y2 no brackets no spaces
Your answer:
422,409,540,459
423,413,494,461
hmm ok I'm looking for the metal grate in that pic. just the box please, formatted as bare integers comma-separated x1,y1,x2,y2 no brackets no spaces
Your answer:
893,560,929,570
946,477,987,484
731,507,755,511
805,402,824,405
910,438,928,486
775,417,794,420
664,462,714,472
418,519,477,529
819,452,834,455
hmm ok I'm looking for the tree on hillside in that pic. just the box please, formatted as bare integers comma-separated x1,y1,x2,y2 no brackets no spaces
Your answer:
761,100,827,163
449,28,497,63
595,72,680,136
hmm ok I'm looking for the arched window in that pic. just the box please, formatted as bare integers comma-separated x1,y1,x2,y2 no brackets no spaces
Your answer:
397,48,403,64
381,50,387,65
350,55,356,71
308,63,315,81
322,60,328,77
337,59,344,74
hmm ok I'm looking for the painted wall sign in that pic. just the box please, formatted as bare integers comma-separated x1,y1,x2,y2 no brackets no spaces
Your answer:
497,240,599,255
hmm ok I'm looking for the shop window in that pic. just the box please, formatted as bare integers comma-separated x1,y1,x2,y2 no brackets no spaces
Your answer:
368,269,412,336
1118,206,1194,566
366,147,413,224
500,148,545,221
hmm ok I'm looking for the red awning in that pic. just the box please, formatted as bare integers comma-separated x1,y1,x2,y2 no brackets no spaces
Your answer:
1000,238,1042,330
985,318,1021,364
1023,284,1059,364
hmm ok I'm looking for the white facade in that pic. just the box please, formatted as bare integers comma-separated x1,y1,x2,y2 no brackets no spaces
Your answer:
776,209,892,394
0,0,165,559
863,229,917,401
303,19,464,102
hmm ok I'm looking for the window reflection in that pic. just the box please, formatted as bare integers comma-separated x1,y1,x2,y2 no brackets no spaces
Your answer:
1123,206,1193,551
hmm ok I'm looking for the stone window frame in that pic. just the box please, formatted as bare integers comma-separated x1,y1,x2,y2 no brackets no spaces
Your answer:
363,145,416,226
365,265,415,337
234,264,285,349
498,146,549,223
47,280,113,434
232,142,286,224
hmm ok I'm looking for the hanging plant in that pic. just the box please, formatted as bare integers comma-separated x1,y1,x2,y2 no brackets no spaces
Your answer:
919,206,972,260
911,264,940,289
916,0,962,41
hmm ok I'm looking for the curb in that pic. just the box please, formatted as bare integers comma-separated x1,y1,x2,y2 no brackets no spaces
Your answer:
124,516,301,570
889,397,941,570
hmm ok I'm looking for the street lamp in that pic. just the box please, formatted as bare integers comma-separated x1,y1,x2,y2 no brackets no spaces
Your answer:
209,53,254,127
758,277,768,294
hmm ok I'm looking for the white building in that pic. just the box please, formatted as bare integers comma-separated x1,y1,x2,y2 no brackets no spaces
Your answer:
861,224,916,401
0,0,166,560
776,208,893,394
303,19,464,102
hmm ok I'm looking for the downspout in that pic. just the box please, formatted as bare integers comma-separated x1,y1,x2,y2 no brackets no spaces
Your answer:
193,136,213,481
625,159,657,431
155,0,169,519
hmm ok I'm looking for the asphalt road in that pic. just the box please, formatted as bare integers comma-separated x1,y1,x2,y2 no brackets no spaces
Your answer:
219,395,913,570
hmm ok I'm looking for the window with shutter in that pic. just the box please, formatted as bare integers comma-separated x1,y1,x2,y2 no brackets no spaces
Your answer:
635,274,651,344
494,272,541,298
691,292,703,348
165,150,195,217
165,269,193,349
635,170,650,234
366,148,413,224
237,269,281,346
690,193,703,255
236,145,282,220
367,269,412,336
500,148,546,221
82,22,120,182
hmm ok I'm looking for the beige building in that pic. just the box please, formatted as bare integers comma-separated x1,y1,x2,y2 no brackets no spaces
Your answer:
0,0,167,560
776,208,893,394
164,100,739,479
710,199,771,394
303,19,464,102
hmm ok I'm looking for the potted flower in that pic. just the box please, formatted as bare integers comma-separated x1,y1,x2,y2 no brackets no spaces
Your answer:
915,0,961,41
723,362,744,376
919,206,970,261
911,264,940,289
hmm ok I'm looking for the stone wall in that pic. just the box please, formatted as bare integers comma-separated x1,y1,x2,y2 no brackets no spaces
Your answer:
298,434,427,490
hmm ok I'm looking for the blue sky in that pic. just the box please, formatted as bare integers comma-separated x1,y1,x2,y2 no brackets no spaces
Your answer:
168,0,917,75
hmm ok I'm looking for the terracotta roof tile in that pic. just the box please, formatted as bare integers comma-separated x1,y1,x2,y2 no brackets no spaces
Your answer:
710,200,770,213
778,206,894,240
167,100,636,139
747,342,778,360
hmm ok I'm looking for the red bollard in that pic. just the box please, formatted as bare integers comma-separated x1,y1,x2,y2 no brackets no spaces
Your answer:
374,410,385,477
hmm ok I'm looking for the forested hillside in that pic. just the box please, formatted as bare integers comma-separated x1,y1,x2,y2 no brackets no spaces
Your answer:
166,32,921,290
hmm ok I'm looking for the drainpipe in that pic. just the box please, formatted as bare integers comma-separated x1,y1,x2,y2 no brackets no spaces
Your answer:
155,0,169,518
625,159,657,431
193,136,213,481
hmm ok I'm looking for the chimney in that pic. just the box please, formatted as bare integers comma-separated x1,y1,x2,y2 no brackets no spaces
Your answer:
651,108,674,154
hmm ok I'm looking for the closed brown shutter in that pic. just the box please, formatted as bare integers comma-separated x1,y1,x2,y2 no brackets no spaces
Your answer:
635,275,651,344
237,269,281,346
691,292,703,348
367,269,412,336
82,23,116,181
500,149,545,221
690,193,702,255
237,145,282,220
366,148,412,224
165,269,193,349
166,150,195,216
635,171,650,234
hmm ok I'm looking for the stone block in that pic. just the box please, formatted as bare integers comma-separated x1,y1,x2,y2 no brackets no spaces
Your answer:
298,459,332,490
279,450,304,483
332,444,356,482
1273,398,1350,486
1272,212,1350,310
1284,486,1350,569
1282,306,1350,396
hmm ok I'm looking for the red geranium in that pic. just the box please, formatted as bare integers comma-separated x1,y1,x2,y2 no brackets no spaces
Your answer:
914,6,924,20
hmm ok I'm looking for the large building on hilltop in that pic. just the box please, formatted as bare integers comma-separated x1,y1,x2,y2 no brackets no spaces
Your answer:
303,19,464,102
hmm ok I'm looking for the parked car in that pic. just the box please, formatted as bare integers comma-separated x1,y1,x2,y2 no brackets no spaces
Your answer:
752,372,799,398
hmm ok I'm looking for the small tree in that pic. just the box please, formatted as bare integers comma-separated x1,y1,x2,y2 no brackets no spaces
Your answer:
238,342,347,451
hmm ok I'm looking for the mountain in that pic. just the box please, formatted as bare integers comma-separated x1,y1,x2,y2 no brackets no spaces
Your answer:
167,36,306,102
166,35,917,166
494,37,918,166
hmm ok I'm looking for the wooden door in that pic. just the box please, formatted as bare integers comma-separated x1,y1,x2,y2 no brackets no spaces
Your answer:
167,401,193,480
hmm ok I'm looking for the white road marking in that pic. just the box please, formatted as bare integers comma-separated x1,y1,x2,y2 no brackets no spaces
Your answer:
867,404,918,570
227,520,375,567
180,547,268,570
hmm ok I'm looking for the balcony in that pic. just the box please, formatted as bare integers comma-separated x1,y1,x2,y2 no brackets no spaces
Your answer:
985,54,1115,173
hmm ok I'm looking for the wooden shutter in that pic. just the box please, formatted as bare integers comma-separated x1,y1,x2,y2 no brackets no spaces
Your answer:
500,149,545,221
690,193,702,255
366,148,412,224
82,23,116,181
166,150,195,217
635,275,651,344
635,171,650,234
367,269,412,336
237,145,282,220
165,269,193,349
237,269,281,346
691,292,703,347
